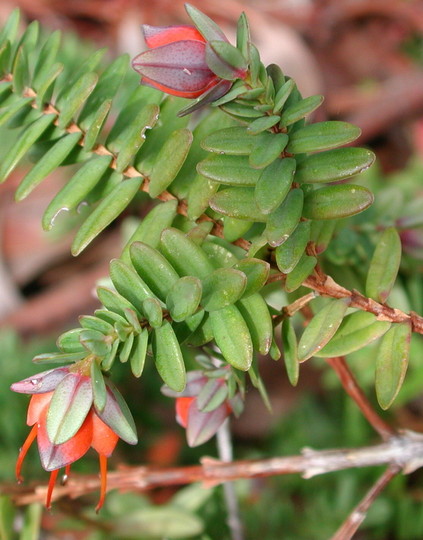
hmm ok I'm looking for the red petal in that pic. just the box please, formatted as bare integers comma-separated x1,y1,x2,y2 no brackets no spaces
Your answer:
140,76,214,98
143,24,205,48
91,414,119,457
11,367,69,394
37,408,93,471
27,392,53,426
46,469,59,509
186,400,229,447
175,397,194,428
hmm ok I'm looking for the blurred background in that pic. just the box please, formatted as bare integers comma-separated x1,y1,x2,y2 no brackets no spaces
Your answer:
0,0,422,538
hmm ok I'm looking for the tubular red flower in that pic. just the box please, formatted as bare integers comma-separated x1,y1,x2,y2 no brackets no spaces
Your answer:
12,367,137,511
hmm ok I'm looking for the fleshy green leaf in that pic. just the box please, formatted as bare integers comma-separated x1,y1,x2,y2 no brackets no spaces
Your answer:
275,221,311,273
279,95,324,127
149,128,193,197
142,297,163,328
273,79,295,113
298,298,351,361
42,154,113,230
83,99,112,152
129,329,149,378
303,184,374,220
57,72,98,129
233,258,270,297
253,157,297,218
236,294,273,355
186,3,227,42
98,380,138,444
166,276,202,322
284,254,317,292
366,227,402,304
32,30,61,90
249,132,288,169
375,322,411,410
247,115,281,135
282,319,299,385
0,113,55,183
201,126,255,155
315,311,391,357
209,40,247,72
97,286,140,319
119,331,135,363
210,187,268,222
210,305,253,370
72,176,142,255
198,154,261,186
265,188,303,247
201,268,246,311
153,321,186,391
16,132,81,201
295,147,375,183
130,242,180,301
110,259,156,314
80,329,111,357
286,121,361,154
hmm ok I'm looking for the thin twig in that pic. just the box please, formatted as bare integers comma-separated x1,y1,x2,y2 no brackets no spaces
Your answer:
6,430,423,506
330,465,400,540
216,420,245,540
326,357,395,440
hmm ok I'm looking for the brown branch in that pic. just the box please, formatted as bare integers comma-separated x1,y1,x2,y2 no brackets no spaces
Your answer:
330,465,400,540
6,430,423,507
326,357,395,440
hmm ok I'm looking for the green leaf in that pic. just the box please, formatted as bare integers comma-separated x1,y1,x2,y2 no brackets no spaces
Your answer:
237,294,273,355
205,42,240,80
35,62,64,108
130,242,180,301
375,322,411,409
160,228,214,279
0,113,55,183
255,157,296,214
57,72,98,129
247,115,281,135
20,504,43,540
16,132,81,201
315,311,391,357
90,360,107,412
119,331,134,363
223,216,253,242
233,258,270,297
210,187,268,222
275,221,311,273
79,54,129,130
115,104,160,173
282,319,299,385
187,174,219,220
295,147,375,183
83,98,112,152
198,154,261,186
210,305,253,370
142,297,163,328
279,95,324,127
32,30,61,91
149,128,193,197
153,321,186,391
124,307,142,334
100,380,138,444
249,132,288,169
166,276,202,322
80,329,111,357
80,315,114,335
197,379,229,412
12,47,29,94
47,374,93,445
285,254,316,292
42,154,112,230
129,329,149,378
298,298,351,361
57,328,85,353
186,4,227,42
220,101,264,119
0,9,20,47
32,351,86,364
366,227,402,304
101,339,120,371
201,126,255,155
236,12,250,58
121,200,177,262
201,268,246,311
97,286,139,319
0,95,33,127
72,176,142,255
303,184,374,220
286,121,361,153
110,259,156,314
265,188,304,247
273,79,296,113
